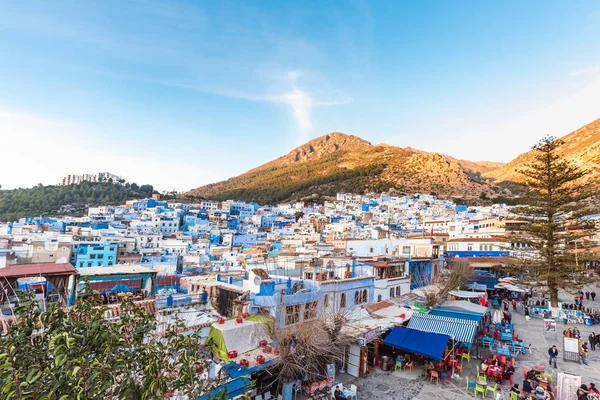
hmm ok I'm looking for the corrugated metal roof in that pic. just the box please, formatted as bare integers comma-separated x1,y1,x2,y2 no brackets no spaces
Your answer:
408,313,477,344
0,262,76,278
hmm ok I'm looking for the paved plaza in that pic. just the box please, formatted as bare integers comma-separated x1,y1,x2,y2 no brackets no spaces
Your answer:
339,283,600,399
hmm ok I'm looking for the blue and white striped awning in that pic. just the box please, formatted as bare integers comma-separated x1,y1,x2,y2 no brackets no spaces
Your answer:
407,313,477,344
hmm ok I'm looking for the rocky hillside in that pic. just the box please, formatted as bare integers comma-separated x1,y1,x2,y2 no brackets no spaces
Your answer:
486,118,600,184
186,132,502,204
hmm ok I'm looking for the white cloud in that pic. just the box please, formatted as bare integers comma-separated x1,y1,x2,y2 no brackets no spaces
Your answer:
569,66,600,76
275,89,313,145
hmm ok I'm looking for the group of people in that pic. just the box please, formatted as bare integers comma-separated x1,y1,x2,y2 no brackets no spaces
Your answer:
562,328,599,365
577,383,600,400
517,368,554,400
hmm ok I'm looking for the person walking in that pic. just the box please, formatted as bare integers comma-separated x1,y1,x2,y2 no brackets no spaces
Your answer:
574,327,581,339
592,291,597,301
590,333,597,351
586,291,590,300
580,341,589,366
548,345,559,368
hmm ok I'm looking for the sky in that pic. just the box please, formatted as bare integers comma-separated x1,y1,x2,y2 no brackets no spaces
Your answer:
1,1,600,192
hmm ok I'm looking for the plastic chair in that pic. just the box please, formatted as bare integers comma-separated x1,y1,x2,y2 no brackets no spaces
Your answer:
461,350,471,363
394,361,403,371
474,384,486,398
264,393,272,400
441,371,450,382
403,361,414,371
523,367,528,379
256,396,263,400
455,363,463,375
466,376,476,390
277,395,283,400
429,370,439,383
349,384,357,400
486,384,497,398
330,387,336,400
510,392,519,400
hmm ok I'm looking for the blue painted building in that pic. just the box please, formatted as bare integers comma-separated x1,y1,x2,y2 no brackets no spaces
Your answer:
72,241,118,268
231,232,267,247
133,198,157,211
408,257,441,290
239,261,375,328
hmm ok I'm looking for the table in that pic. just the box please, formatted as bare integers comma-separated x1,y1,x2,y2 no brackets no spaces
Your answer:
497,348,511,356
476,380,488,387
487,365,504,380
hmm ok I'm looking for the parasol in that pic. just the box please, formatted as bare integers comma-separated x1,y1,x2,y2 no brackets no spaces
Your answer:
533,364,545,372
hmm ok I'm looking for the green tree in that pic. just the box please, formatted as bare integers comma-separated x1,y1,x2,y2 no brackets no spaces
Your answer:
510,136,595,307
0,287,226,399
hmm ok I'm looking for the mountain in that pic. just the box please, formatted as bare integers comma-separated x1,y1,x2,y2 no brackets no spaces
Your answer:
186,132,503,204
486,118,600,184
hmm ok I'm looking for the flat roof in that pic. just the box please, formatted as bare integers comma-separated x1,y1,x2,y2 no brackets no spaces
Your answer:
76,265,157,276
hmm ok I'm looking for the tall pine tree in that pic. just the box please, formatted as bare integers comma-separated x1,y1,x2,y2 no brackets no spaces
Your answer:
510,136,595,307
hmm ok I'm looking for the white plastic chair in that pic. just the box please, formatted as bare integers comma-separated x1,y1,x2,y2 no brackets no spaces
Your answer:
255,395,263,400
264,393,272,400
349,384,358,400
276,395,283,400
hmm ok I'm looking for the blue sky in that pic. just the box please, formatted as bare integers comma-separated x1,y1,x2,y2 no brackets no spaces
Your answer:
1,1,600,191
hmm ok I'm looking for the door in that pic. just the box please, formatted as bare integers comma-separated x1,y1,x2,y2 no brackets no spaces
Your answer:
347,345,361,377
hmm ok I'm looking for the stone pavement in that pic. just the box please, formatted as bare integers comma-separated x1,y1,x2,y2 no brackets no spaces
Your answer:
338,282,600,399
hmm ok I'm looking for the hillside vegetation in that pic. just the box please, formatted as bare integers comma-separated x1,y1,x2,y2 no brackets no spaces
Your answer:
186,132,502,204
0,181,154,222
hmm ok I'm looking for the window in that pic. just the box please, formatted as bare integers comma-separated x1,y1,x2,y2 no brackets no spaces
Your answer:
304,301,318,320
390,288,395,298
109,247,115,251
355,290,367,305
377,294,382,302
340,293,347,308
79,262,84,268
285,305,301,325
108,256,113,260
120,252,125,256
87,262,92,267
396,286,401,296
467,245,473,251
108,262,114,266
402,246,411,254
370,247,374,253
305,272,314,280
324,294,329,308
98,254,104,259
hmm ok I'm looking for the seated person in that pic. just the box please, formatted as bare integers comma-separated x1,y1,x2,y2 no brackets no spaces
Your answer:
535,386,547,399
334,386,348,400
523,378,534,394
425,360,435,373
511,384,521,395
502,365,515,382
480,362,488,373
526,370,538,381
396,354,405,366
491,358,500,367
